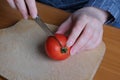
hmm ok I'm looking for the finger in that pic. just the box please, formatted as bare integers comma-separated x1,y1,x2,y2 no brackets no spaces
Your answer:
25,0,37,18
6,0,16,9
56,17,72,34
85,27,103,49
66,17,87,47
15,0,28,19
70,24,94,55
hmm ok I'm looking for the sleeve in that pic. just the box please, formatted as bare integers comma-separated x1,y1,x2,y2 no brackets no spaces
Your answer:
84,0,120,28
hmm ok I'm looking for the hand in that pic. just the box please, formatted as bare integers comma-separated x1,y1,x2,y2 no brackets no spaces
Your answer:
6,0,37,19
56,7,109,55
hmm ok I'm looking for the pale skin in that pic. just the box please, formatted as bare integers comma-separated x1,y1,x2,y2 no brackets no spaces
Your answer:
7,0,109,55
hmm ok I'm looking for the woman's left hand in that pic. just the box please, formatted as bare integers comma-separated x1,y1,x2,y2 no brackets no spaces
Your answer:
56,7,109,55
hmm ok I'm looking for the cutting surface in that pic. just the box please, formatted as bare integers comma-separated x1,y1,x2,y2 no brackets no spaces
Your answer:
0,20,105,80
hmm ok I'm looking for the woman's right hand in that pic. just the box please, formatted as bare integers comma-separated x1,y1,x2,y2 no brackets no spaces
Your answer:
6,0,37,19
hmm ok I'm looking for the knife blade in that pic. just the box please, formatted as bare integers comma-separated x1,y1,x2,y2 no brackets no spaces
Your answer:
24,1,53,36
24,2,53,36
34,16,54,36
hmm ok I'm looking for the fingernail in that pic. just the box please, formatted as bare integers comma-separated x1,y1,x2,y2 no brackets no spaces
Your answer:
70,48,76,56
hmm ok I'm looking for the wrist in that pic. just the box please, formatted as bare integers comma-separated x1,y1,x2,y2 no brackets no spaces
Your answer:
90,7,110,23
78,7,110,23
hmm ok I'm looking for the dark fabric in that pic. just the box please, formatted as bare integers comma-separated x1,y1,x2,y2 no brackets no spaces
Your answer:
36,0,120,28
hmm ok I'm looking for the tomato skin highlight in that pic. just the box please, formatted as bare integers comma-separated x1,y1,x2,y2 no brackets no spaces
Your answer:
45,34,70,60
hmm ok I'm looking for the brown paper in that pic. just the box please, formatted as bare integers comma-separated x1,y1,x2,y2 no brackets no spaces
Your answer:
0,20,106,80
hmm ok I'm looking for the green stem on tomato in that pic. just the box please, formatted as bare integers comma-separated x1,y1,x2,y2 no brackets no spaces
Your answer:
52,36,68,53
61,47,68,53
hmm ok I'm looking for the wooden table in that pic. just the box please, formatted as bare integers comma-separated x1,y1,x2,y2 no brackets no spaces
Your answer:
0,0,120,80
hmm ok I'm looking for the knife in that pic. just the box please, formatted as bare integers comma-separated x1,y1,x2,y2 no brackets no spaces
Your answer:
24,2,53,36
34,16,54,36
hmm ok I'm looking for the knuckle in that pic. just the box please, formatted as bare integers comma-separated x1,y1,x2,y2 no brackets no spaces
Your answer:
20,9,26,13
92,18,99,23
72,13,88,20
79,14,88,20
81,14,88,18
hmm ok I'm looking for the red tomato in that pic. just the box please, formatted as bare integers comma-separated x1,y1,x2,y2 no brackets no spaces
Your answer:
45,34,70,60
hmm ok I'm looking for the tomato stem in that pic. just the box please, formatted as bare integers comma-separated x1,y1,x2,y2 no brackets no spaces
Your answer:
52,36,68,53
61,47,68,53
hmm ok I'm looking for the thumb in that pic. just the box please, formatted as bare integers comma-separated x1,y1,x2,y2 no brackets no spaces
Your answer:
56,17,72,34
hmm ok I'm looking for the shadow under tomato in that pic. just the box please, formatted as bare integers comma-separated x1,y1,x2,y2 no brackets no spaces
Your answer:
37,41,51,60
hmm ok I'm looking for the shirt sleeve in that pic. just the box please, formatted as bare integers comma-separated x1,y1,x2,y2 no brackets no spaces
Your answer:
84,0,120,28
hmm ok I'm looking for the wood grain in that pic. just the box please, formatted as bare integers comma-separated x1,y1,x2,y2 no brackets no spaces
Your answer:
94,26,120,80
0,0,120,80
